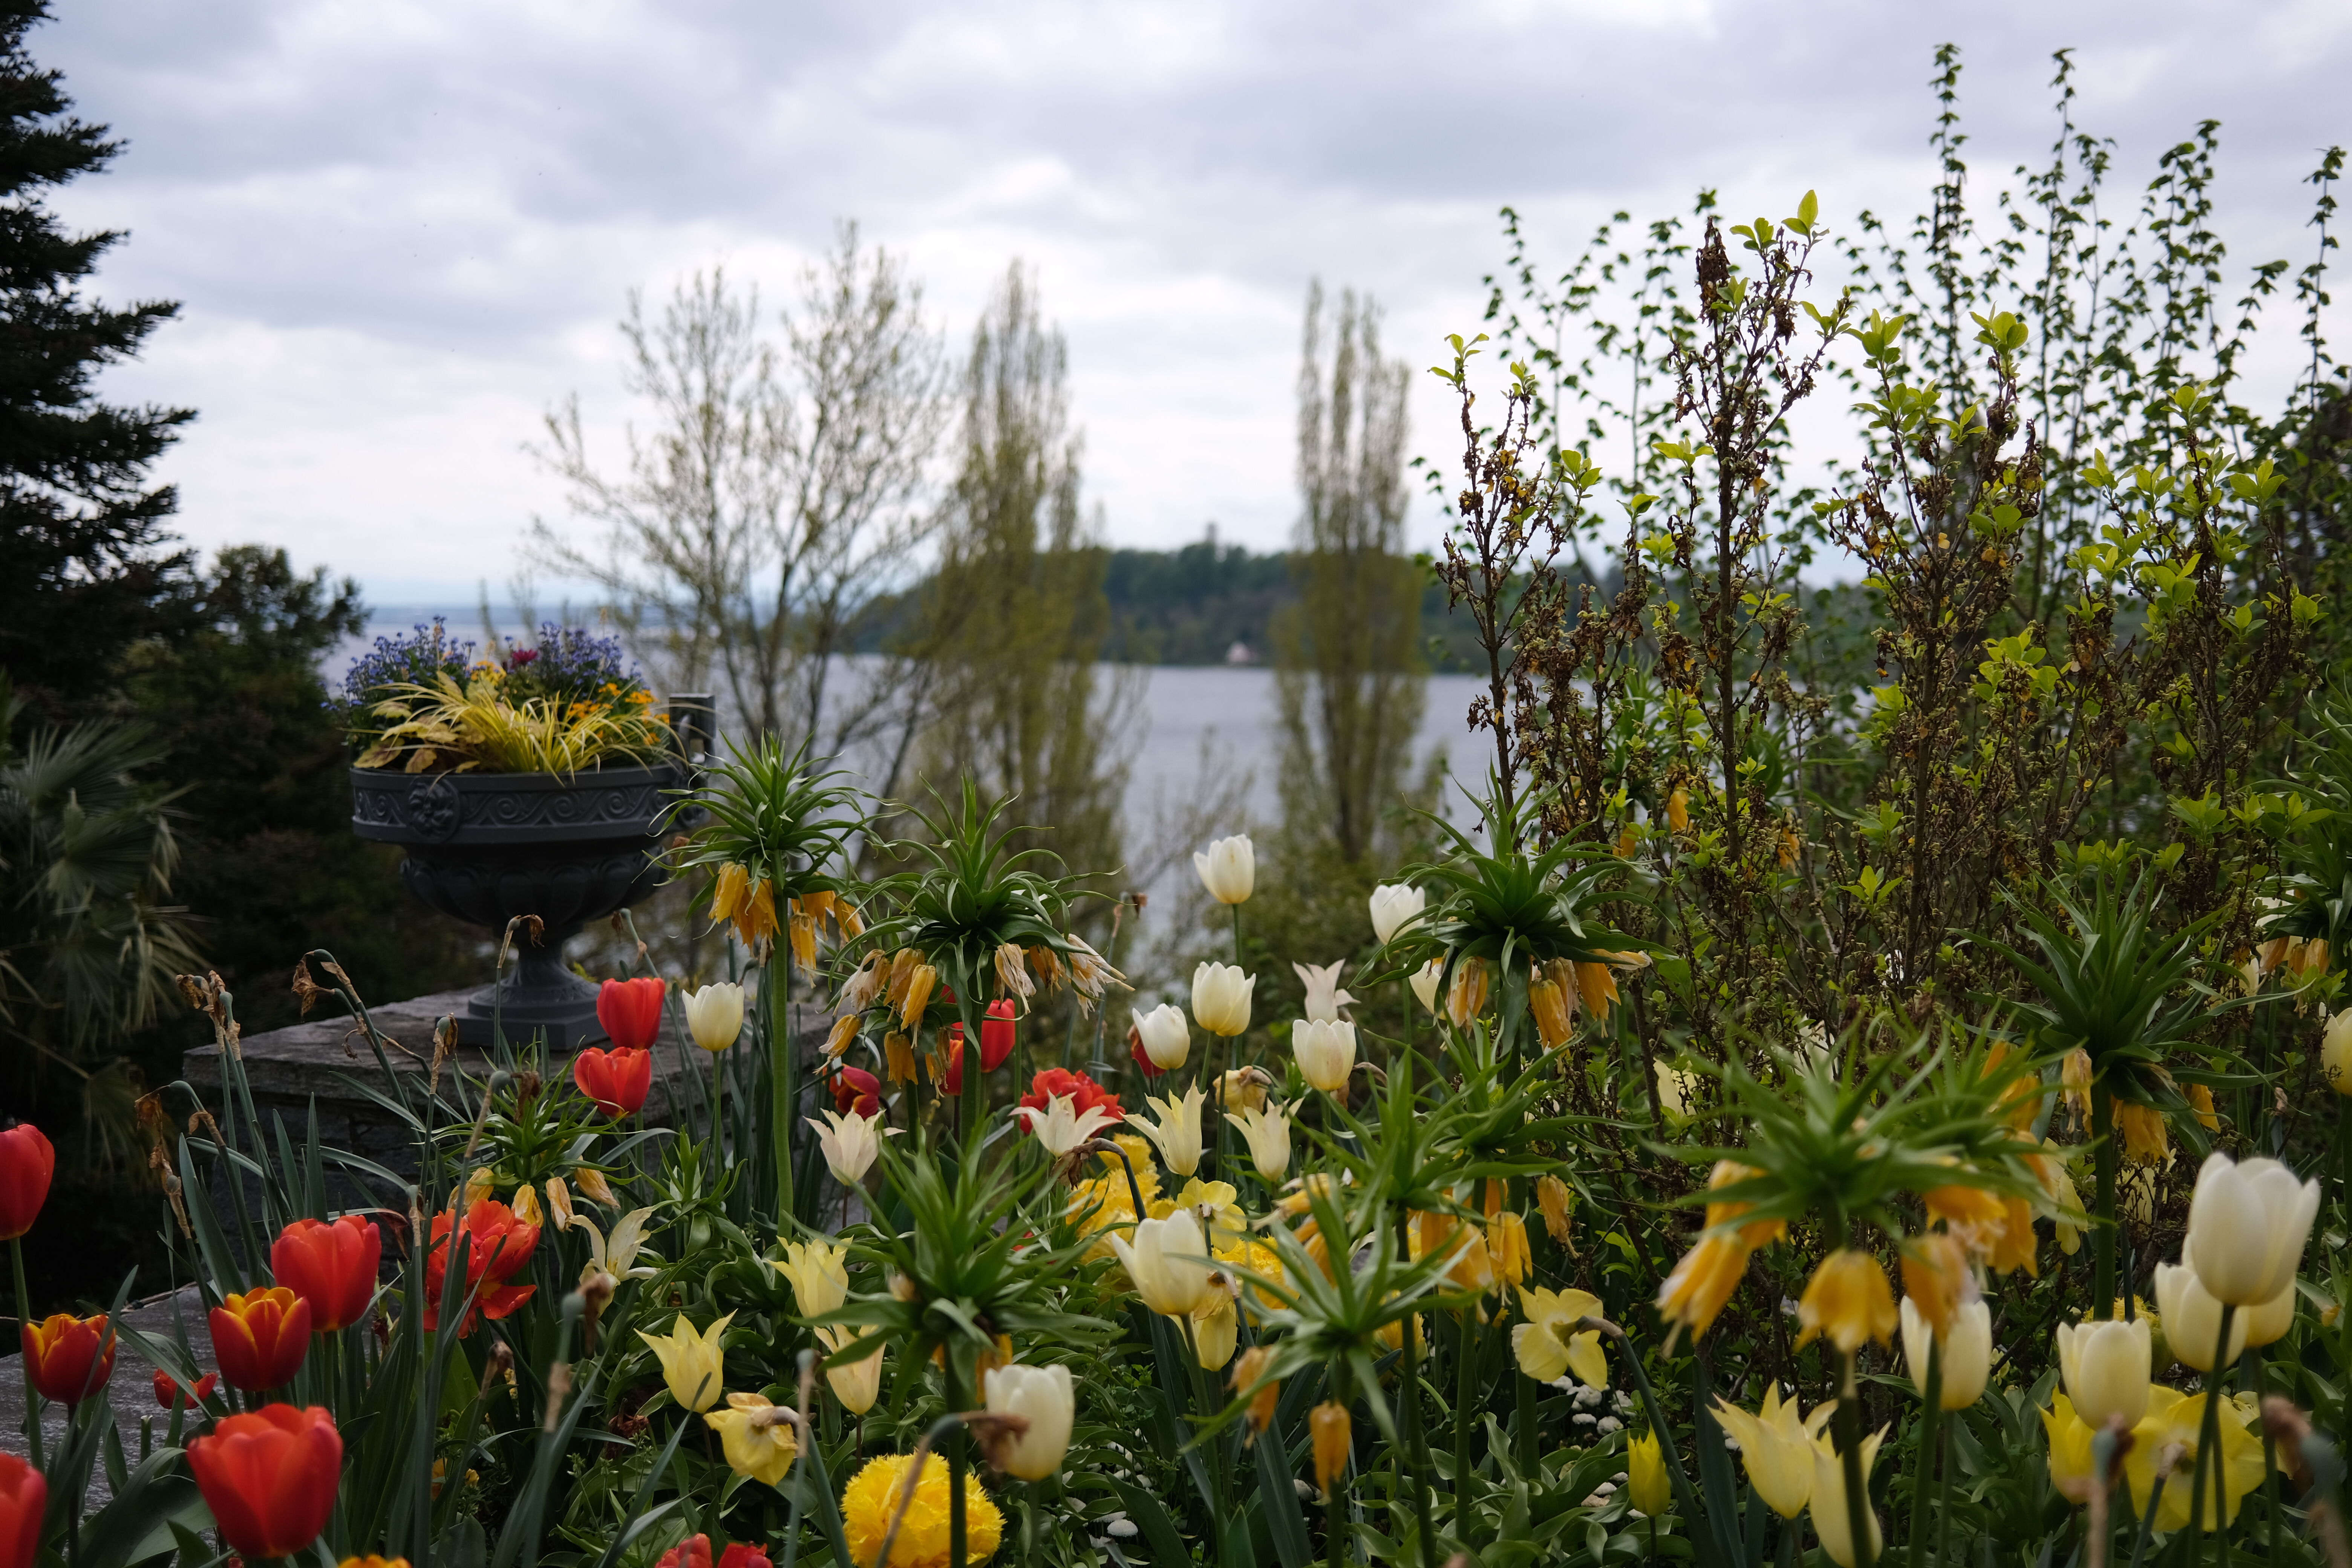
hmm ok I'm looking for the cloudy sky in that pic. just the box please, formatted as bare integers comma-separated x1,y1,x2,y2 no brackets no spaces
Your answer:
39,0,2352,604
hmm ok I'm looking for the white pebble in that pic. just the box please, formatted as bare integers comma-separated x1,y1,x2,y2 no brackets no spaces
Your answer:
1573,1413,1597,1427
1596,1416,1622,1435
1107,1521,1138,1539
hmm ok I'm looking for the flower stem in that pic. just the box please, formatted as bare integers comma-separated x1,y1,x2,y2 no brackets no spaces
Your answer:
2185,1302,2237,1551
1906,1335,1942,1568
11,1237,39,1469
1838,1347,1874,1568
771,952,795,1222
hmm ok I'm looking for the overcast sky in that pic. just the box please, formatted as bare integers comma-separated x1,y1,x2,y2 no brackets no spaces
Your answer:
38,0,2352,605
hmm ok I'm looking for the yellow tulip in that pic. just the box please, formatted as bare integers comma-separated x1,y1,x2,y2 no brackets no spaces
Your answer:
1511,1287,1607,1388
817,1324,883,1415
1794,1249,1897,1356
773,1239,851,1318
1710,1386,1828,1519
1626,1431,1673,1517
638,1312,733,1412
703,1391,800,1487
2324,1008,2352,1096
1808,1425,1886,1568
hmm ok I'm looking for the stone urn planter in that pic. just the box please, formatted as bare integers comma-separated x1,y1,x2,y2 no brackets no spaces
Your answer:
350,760,686,1047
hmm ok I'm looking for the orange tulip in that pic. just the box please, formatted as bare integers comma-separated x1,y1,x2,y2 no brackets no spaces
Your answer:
21,1312,115,1403
423,1199,541,1335
0,1124,53,1240
0,1452,45,1568
273,1215,382,1333
188,1404,342,1560
211,1287,313,1391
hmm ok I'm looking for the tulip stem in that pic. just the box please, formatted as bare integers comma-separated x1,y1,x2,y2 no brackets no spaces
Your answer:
10,1237,38,1469
1395,1207,1435,1568
2186,1302,2237,1553
1837,1348,1874,1568
771,951,795,1224
710,1047,726,1163
2249,1344,2279,1568
2125,1470,2163,1568
1907,1335,1942,1568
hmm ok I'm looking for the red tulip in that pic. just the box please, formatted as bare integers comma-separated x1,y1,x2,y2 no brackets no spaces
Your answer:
655,1536,771,1568
187,1403,342,1560
573,1045,652,1118
210,1286,313,1391
596,976,667,1050
942,1002,1018,1095
828,1065,882,1117
0,1124,53,1240
153,1367,220,1407
0,1451,45,1568
20,1312,115,1403
273,1214,382,1333
423,1199,540,1335
719,1545,772,1568
1018,1067,1123,1129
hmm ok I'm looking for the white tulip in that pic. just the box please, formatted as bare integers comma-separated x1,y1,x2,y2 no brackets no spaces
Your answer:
2243,1279,2298,1348
1408,959,1444,1017
1192,962,1254,1037
1292,960,1355,1024
1012,1093,1123,1158
985,1363,1076,1480
1294,1018,1357,1093
805,1107,894,1185
2152,1262,2250,1370
2054,1316,2151,1428
683,981,747,1052
1368,884,1426,946
1109,1211,1214,1316
1899,1297,1991,1410
2185,1152,2321,1305
1225,1101,1292,1181
1132,1003,1190,1070
1194,835,1255,904
1130,1087,1206,1177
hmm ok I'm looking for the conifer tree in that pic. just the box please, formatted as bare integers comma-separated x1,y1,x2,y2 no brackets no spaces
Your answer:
0,0,193,718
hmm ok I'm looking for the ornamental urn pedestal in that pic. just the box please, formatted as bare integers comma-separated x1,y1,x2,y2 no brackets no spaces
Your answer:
350,761,683,1048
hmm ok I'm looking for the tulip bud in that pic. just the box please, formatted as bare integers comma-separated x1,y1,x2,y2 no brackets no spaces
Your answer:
1131,1004,1190,1071
210,1287,313,1392
1627,1430,1673,1517
2152,1262,2249,1370
595,976,666,1051
1109,1212,1213,1317
2184,1152,2321,1306
271,1214,382,1333
573,1044,653,1119
1191,962,1254,1037
684,982,746,1053
1193,835,1255,904
0,1452,47,1568
187,1404,342,1561
2326,1009,2352,1096
984,1363,1075,1480
20,1312,116,1403
1408,960,1444,1017
1899,1296,1991,1409
2054,1315,2151,1427
0,1123,55,1241
1367,884,1426,945
1293,1018,1357,1093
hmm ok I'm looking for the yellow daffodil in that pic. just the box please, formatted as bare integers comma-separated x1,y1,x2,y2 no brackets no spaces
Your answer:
704,1391,800,1487
2123,1387,2267,1532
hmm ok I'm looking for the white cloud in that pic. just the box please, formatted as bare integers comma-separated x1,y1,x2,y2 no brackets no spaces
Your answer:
33,0,2352,599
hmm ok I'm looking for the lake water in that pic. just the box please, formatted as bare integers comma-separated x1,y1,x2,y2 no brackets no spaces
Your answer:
337,617,1491,903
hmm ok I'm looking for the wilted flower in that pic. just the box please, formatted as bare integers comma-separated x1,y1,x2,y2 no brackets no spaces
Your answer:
1194,835,1255,903
1657,1233,1749,1344
1192,962,1254,1036
1367,883,1425,945
1220,1066,1273,1114
1292,960,1354,1023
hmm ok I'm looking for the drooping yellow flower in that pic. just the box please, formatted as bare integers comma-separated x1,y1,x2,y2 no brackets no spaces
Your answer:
1665,787,1690,832
2122,1387,2267,1532
1704,1161,1787,1249
2114,1099,2169,1166
1574,961,1620,1027
1985,1194,2040,1278
1485,1211,1531,1286
704,1391,801,1488
1711,1386,1830,1519
1446,959,1490,1028
1656,1233,1751,1344
898,964,937,1032
1310,1401,1352,1499
1231,1345,1279,1439
1898,1231,1972,1339
1535,1174,1574,1246
637,1312,733,1412
786,902,819,973
1627,1431,1672,1517
2060,1047,2092,1121
1529,968,1575,1049
1416,1209,1494,1294
1511,1287,1607,1387
1922,1179,2007,1238
841,1452,1003,1568
2186,1083,2220,1131
1794,1249,1897,1355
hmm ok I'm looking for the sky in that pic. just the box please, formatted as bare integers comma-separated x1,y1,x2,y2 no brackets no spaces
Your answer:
37,0,2352,605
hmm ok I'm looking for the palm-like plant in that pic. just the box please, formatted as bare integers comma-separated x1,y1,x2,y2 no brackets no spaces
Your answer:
671,735,862,1221
1993,868,2226,1317
859,780,1119,1152
1380,784,1642,1064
